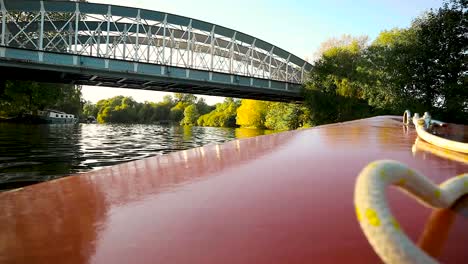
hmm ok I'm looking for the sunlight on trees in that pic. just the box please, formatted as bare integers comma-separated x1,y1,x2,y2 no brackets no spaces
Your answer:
197,98,239,127
180,104,200,126
236,100,268,129
304,0,467,125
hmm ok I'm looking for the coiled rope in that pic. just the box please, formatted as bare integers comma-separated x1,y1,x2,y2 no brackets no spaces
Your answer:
355,113,468,263
405,110,468,154
355,160,468,264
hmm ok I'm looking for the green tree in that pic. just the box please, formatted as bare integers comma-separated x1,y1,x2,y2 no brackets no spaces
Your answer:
265,103,310,130
304,0,467,125
198,98,240,127
82,101,98,117
96,96,138,123
303,36,374,126
153,101,172,122
174,93,197,104
167,93,199,122
136,102,155,123
410,0,467,122
196,97,215,115
162,95,175,105
0,81,83,117
180,104,200,126
169,107,184,122
361,28,420,113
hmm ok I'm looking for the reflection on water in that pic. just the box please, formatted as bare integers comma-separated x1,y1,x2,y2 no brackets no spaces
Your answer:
417,195,468,259
412,138,468,164
0,130,294,263
0,123,272,189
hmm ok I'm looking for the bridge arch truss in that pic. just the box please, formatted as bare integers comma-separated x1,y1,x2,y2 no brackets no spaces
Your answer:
0,0,312,101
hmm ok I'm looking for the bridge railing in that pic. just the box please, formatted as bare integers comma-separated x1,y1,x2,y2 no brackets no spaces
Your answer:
0,0,312,84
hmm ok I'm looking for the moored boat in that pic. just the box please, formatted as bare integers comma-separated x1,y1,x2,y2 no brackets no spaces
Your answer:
84,116,97,124
37,109,78,124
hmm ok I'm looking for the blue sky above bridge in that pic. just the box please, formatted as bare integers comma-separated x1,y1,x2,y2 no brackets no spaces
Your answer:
82,0,443,105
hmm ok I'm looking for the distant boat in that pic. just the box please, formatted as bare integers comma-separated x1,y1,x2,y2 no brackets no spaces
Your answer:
37,109,77,124
85,116,97,124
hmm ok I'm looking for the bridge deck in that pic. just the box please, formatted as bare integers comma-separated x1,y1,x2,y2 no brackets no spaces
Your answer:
0,47,302,102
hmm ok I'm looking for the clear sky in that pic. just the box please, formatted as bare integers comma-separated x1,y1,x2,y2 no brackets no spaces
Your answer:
81,0,443,105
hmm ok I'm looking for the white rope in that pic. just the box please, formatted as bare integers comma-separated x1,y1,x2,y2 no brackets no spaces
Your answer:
355,160,468,264
410,111,468,154
355,113,467,263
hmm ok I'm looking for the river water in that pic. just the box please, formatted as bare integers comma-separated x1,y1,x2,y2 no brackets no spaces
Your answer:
0,123,272,189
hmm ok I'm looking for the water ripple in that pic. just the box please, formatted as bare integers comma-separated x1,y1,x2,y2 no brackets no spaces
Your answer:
0,123,271,189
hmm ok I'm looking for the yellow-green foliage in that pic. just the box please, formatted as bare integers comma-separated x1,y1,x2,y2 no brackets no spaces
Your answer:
197,98,239,127
92,95,174,123
97,96,138,123
180,104,200,126
372,28,414,47
235,99,310,130
236,99,269,128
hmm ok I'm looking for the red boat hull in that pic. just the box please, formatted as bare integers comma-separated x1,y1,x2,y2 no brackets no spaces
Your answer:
1,116,467,263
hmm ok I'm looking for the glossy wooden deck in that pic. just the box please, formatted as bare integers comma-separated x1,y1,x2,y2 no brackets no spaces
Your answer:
0,116,467,263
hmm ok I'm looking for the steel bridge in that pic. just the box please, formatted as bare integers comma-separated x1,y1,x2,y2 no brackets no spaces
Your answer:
0,0,312,101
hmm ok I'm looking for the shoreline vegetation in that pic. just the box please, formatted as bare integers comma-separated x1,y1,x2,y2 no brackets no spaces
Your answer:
302,0,467,125
82,94,311,131
0,0,466,128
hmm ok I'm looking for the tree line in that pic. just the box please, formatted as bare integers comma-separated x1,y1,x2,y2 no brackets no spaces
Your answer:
304,0,467,125
82,94,310,131
0,81,82,118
